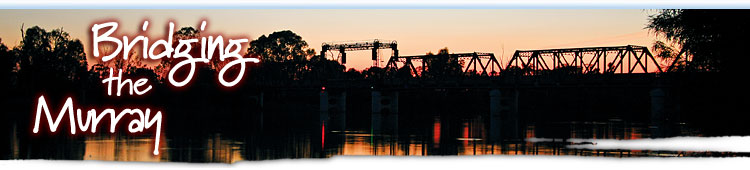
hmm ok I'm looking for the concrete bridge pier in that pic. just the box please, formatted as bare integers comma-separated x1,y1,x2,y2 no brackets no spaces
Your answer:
650,88,672,137
321,90,347,131
489,89,520,142
371,90,399,133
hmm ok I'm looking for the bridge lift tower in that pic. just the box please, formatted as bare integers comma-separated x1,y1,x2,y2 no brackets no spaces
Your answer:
321,39,398,67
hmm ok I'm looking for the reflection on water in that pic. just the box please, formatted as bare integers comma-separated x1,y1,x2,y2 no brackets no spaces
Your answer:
84,136,167,162
5,113,744,163
205,134,244,163
80,133,245,163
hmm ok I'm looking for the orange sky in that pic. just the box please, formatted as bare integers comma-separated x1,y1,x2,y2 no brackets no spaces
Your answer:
0,9,665,71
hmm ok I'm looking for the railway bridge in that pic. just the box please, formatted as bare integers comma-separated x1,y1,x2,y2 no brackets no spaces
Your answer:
314,42,683,140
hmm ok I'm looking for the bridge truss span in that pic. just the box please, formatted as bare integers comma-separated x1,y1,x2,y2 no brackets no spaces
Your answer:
385,52,503,76
507,45,663,75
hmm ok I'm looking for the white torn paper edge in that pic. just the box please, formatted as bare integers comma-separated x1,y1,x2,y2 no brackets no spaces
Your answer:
534,136,750,152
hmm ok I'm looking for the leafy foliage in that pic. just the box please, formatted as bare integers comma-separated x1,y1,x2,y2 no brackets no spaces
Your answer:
248,30,314,63
648,9,750,72
15,26,88,83
422,47,464,78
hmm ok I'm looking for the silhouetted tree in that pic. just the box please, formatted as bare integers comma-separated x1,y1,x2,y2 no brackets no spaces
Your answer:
154,27,204,81
362,67,387,80
174,27,200,40
248,30,314,63
98,49,146,74
247,30,316,81
648,9,750,72
503,66,532,76
304,54,346,81
15,26,87,85
423,47,464,78
650,40,685,72
1,38,15,87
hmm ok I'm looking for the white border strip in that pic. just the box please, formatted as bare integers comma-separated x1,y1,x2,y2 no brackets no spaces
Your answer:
2,0,750,9
560,136,750,152
2,156,750,170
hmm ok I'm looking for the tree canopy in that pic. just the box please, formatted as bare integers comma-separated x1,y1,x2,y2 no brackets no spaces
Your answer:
1,38,14,87
648,9,750,73
422,47,464,78
15,26,88,83
247,30,315,63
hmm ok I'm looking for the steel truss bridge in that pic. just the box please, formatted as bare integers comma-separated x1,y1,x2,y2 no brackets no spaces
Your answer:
507,45,663,75
385,52,503,76
322,40,664,76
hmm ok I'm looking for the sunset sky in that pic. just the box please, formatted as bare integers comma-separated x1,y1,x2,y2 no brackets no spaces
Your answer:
0,9,664,70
